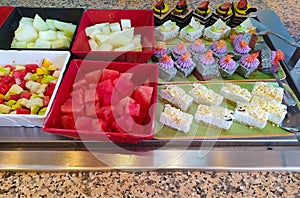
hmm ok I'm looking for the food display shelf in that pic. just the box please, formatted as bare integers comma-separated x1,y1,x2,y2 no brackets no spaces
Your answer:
0,10,300,171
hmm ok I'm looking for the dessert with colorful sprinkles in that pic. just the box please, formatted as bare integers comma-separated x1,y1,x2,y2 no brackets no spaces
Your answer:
174,51,196,78
194,104,234,130
189,83,224,106
193,49,220,80
160,84,193,111
159,104,193,133
218,54,238,78
158,54,177,81
220,83,251,104
236,52,260,78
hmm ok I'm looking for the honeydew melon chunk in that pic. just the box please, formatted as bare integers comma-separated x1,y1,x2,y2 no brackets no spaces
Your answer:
96,22,109,31
14,41,27,48
33,14,48,31
94,33,110,44
114,43,135,51
132,34,142,46
122,27,135,39
107,34,131,48
36,84,48,94
51,38,70,49
88,38,99,50
31,105,40,114
45,19,56,30
8,84,24,94
24,72,33,81
39,30,57,41
19,17,34,26
26,42,35,48
16,98,28,107
110,22,121,32
0,104,11,114
101,26,111,35
56,31,71,42
121,19,131,30
63,24,76,39
85,25,99,37
34,39,51,49
14,24,38,42
52,70,61,78
95,42,113,51
89,29,102,39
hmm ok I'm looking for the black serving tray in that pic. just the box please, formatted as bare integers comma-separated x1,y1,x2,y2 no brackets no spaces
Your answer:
0,7,84,50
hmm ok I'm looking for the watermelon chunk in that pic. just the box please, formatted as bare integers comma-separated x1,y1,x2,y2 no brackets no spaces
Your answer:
114,77,136,99
85,69,102,84
12,69,27,81
132,86,153,112
101,69,119,82
61,98,84,115
25,64,39,73
43,95,50,107
75,116,93,131
20,91,32,100
70,88,84,105
45,82,56,96
16,107,30,114
61,114,75,129
72,78,86,90
0,82,9,95
85,101,98,117
84,89,99,103
96,79,114,106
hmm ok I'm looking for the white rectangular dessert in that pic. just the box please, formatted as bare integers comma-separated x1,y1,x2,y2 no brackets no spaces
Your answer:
179,17,205,42
220,83,251,104
160,85,193,111
250,96,287,125
159,104,193,133
189,83,223,106
194,104,234,130
234,102,269,129
203,19,231,41
251,82,284,103
155,20,180,41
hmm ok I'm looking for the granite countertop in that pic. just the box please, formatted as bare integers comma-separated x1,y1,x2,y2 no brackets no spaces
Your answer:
1,0,300,197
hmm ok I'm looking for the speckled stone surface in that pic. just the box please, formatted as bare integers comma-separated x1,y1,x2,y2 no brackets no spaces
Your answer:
1,0,300,197
1,171,300,197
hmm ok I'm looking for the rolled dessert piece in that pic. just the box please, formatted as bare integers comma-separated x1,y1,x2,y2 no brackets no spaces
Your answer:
159,104,193,133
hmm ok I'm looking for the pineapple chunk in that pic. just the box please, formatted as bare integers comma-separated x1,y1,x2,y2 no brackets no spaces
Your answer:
0,104,11,114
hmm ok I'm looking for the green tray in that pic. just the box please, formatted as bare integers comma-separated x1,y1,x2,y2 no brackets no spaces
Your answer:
156,38,286,84
154,82,296,140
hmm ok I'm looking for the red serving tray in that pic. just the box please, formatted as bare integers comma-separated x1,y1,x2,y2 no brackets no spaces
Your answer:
0,6,14,28
71,9,155,63
42,59,158,143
